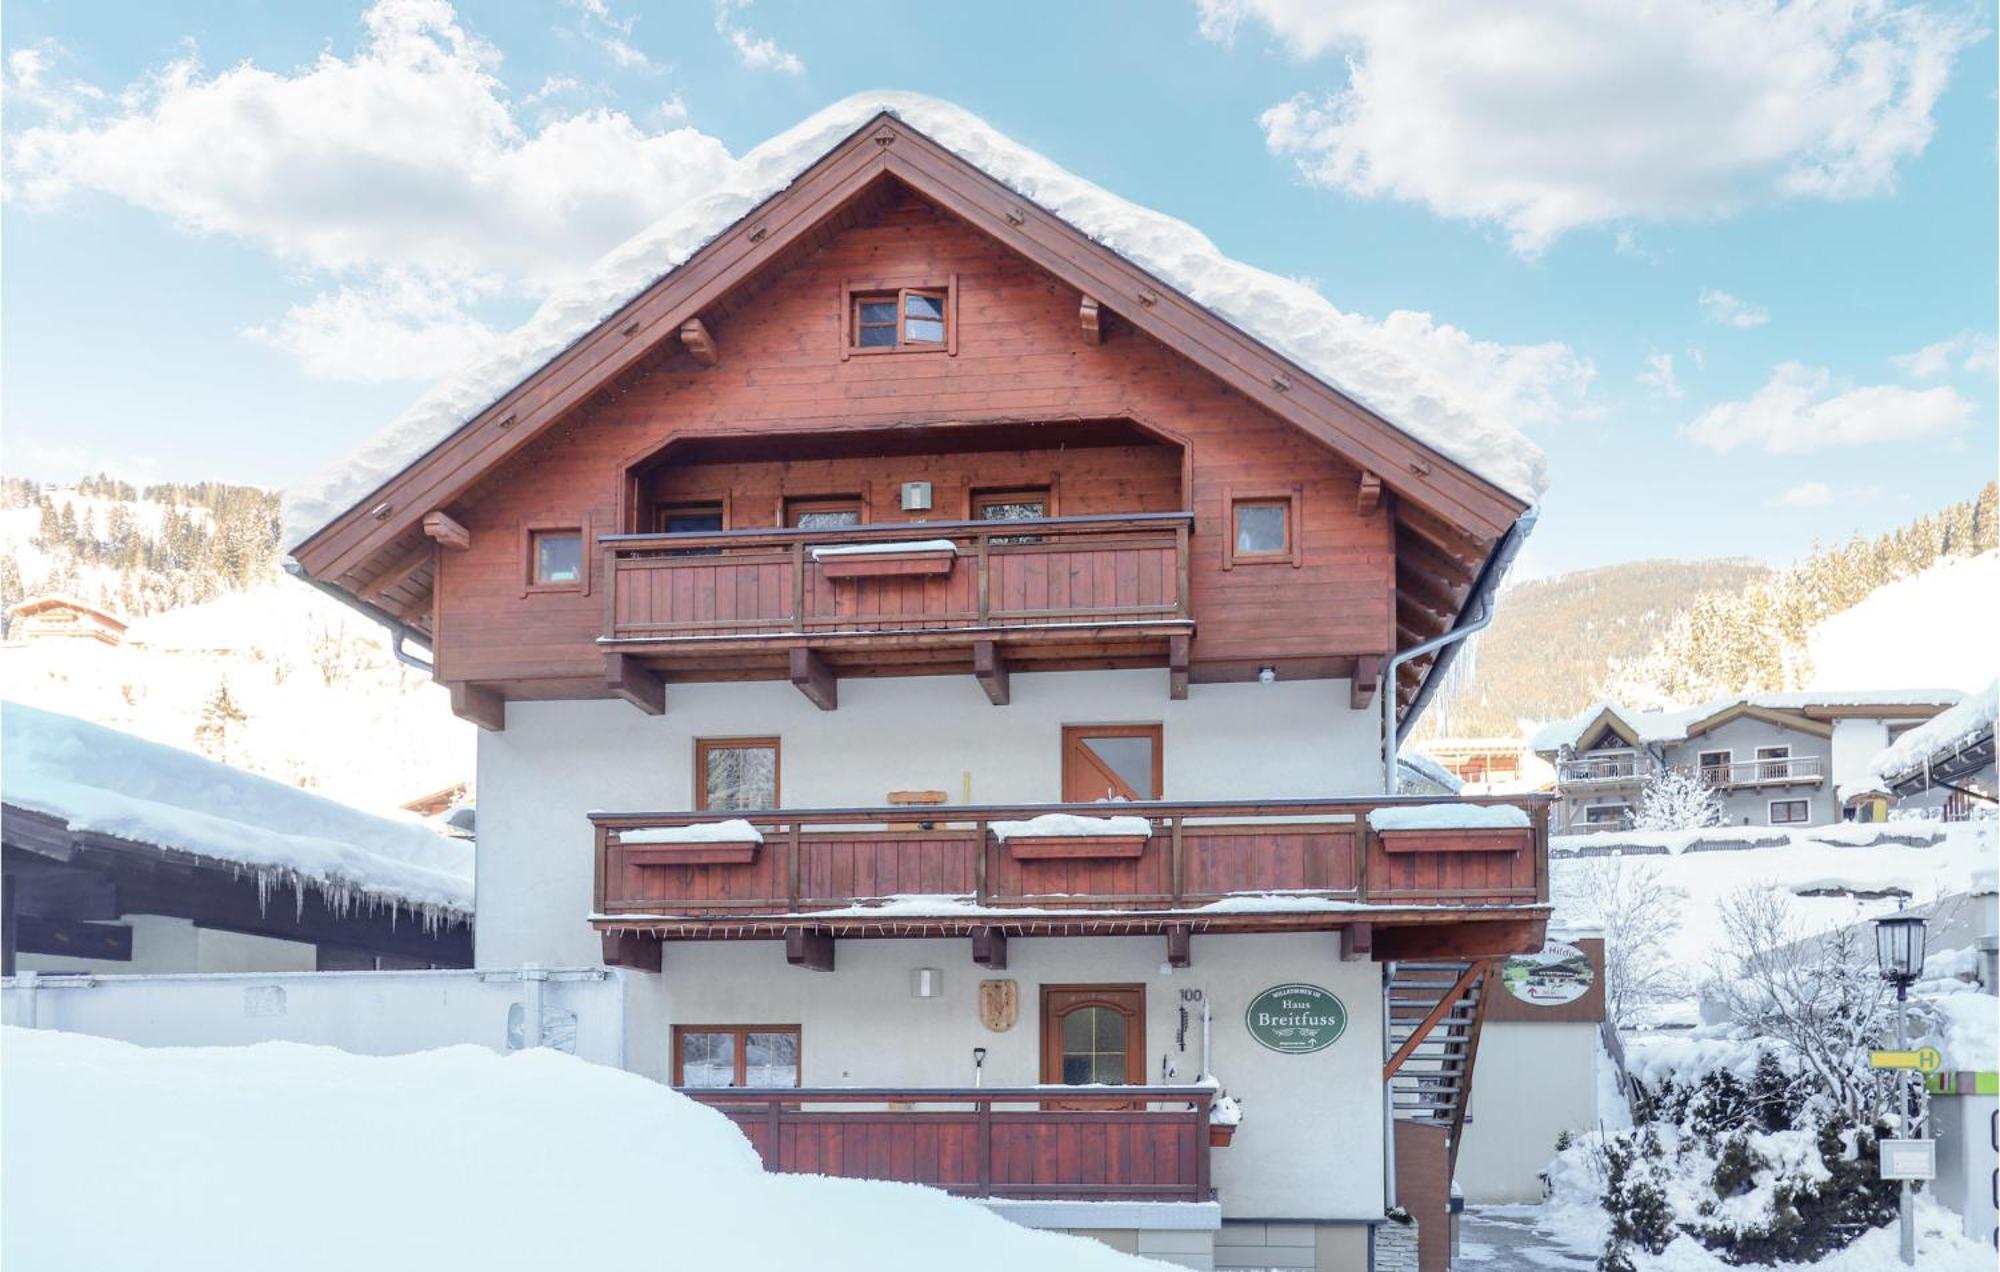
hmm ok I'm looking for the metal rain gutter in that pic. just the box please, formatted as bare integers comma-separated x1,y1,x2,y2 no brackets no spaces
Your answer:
281,557,436,674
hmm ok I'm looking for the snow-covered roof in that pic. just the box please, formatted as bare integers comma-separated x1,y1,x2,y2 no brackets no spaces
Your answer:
1396,751,1464,794
283,93,1548,549
1,702,472,921
7,593,127,627
1528,689,1964,753
1868,679,1998,788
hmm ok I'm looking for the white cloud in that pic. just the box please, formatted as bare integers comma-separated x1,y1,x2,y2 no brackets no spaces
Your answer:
1774,480,1833,508
1893,331,1997,379
1699,288,1771,328
1683,362,1976,453
244,272,497,383
715,1,805,74
5,42,108,125
1638,351,1683,399
4,0,733,381
1212,0,1977,254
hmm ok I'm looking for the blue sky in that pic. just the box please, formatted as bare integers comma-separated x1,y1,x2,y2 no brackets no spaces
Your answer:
3,0,1994,578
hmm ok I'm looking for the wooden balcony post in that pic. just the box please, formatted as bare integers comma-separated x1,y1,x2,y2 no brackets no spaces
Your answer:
764,1098,783,1171
593,823,609,913
1174,520,1191,619
1532,800,1550,903
601,545,617,638
1169,815,1185,904
791,540,806,634
787,822,802,911
976,1096,994,1197
1194,1091,1212,1201
975,531,991,626
1355,812,1373,906
974,821,989,905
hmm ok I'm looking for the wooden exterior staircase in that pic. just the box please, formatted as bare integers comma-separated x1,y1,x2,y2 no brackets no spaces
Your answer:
1383,958,1496,1177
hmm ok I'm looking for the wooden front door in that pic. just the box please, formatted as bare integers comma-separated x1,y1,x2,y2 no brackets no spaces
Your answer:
1041,984,1147,1096
1061,725,1162,802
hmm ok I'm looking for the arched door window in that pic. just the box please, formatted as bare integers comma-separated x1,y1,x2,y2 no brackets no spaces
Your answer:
1040,985,1145,1087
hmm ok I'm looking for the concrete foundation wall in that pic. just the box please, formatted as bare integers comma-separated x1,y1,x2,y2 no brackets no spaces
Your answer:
1453,1020,1600,1202
15,914,319,977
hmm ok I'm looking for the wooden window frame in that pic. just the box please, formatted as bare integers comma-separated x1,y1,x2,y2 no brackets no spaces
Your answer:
968,483,1059,522
522,516,591,596
1583,803,1632,826
671,1024,802,1088
654,497,729,535
1061,723,1164,802
781,494,868,529
694,736,782,812
1697,748,1732,779
1768,798,1810,826
1039,984,1147,1088
841,275,958,358
1220,485,1302,569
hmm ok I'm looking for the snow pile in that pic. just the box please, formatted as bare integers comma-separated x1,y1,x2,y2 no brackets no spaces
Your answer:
1867,678,1997,787
811,540,958,559
621,819,765,846
988,813,1153,840
1808,551,2000,696
1553,823,1944,858
1368,803,1530,831
284,92,1553,548
0,1029,1150,1272
1,703,472,919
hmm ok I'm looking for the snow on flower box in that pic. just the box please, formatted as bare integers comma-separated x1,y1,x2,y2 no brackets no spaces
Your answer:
617,819,765,866
989,813,1153,860
810,539,958,580
1366,804,1533,855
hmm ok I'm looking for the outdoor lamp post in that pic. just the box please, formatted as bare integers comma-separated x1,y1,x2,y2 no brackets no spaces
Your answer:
1873,912,1928,1267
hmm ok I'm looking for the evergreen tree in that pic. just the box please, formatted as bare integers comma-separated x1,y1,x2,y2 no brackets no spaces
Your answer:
193,679,249,765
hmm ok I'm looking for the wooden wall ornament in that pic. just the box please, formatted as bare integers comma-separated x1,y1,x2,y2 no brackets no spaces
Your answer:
978,978,1019,1032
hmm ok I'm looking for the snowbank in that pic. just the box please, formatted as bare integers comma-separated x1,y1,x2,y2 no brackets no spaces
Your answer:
620,818,765,845
1368,803,1529,832
284,92,1553,548
811,539,958,558
988,813,1153,840
0,1029,1149,1272
1867,678,1997,787
0,702,472,919
1808,551,2000,696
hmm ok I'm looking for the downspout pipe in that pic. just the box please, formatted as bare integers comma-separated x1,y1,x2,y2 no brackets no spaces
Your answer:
281,557,437,675
1381,508,1538,792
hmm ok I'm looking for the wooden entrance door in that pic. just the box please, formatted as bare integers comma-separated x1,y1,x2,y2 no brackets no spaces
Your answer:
1041,984,1147,1099
1061,725,1162,802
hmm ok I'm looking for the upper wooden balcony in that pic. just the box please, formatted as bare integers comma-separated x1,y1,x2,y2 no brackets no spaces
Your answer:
590,795,1552,966
597,514,1194,701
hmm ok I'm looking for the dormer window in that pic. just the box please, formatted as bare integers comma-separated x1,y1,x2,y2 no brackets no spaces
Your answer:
843,277,957,356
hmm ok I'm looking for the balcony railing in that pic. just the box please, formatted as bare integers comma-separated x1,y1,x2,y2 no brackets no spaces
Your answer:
687,1086,1214,1202
1556,756,1642,785
1694,756,1824,786
590,795,1550,926
599,513,1193,649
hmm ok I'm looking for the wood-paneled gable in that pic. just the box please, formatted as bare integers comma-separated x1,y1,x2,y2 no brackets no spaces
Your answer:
427,184,1396,697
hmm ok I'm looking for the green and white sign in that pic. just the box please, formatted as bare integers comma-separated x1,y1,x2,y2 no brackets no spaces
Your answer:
1245,983,1347,1054
1501,941,1594,1007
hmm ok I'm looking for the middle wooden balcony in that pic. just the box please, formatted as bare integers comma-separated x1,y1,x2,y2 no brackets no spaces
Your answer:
598,513,1195,705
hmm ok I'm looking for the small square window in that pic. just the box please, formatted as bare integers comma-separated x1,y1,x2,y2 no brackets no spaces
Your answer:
785,497,864,531
657,503,723,535
1770,799,1810,825
1234,502,1288,555
531,529,583,586
697,737,779,811
846,281,954,355
903,291,946,344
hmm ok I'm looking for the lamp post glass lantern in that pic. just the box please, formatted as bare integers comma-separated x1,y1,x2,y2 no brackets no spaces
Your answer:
1872,912,1928,1268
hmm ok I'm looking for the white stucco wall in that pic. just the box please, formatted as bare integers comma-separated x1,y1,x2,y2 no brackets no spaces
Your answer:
16,915,319,977
1452,1020,1599,1203
476,670,1381,968
650,932,1385,1222
1830,718,1891,794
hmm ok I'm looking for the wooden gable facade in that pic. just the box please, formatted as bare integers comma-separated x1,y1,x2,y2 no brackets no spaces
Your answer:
291,113,1528,729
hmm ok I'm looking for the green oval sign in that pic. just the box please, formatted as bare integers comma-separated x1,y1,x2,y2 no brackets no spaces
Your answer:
1245,983,1348,1054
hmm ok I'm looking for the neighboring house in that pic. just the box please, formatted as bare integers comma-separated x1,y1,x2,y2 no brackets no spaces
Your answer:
286,99,1556,1272
5,596,127,646
1531,692,1960,834
1858,680,1997,822
1420,737,1555,795
1,703,473,974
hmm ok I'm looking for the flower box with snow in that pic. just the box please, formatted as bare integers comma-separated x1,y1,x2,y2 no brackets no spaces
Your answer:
1367,804,1533,854
989,814,1153,860
1208,1092,1241,1146
811,540,958,580
617,819,765,866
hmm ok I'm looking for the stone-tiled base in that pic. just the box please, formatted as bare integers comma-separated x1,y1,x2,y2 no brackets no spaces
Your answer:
984,1201,1221,1272
1373,1219,1420,1272
1214,1220,1373,1271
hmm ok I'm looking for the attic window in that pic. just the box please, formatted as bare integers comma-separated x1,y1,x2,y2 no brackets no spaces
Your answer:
524,520,590,595
843,278,957,357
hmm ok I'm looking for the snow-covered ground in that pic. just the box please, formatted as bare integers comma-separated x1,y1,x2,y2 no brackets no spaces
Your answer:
0,1028,1155,1272
1807,550,2000,695
0,576,472,815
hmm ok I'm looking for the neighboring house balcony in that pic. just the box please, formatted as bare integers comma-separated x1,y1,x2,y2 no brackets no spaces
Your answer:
1554,756,1644,787
589,795,1551,963
687,1086,1216,1203
1691,756,1825,787
598,513,1193,697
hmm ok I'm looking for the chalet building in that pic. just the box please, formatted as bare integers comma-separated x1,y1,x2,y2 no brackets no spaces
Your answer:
1530,692,1961,834
287,98,1556,1272
5,595,127,646
1856,680,1997,822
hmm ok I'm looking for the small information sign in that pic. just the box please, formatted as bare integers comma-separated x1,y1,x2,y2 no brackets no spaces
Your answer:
1877,1138,1935,1182
1868,1047,1943,1074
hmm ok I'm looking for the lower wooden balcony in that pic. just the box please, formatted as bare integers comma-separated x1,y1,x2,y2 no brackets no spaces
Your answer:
689,1086,1214,1202
590,796,1551,964
596,514,1194,701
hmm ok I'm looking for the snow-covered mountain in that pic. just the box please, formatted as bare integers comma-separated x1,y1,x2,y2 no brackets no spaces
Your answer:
1807,549,1999,694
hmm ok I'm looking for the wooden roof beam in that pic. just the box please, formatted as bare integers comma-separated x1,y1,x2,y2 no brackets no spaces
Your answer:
1358,471,1383,517
1080,295,1103,345
790,647,838,711
423,510,470,551
449,682,506,732
606,653,666,716
362,542,433,605
1397,504,1488,570
680,317,718,367
973,641,1010,706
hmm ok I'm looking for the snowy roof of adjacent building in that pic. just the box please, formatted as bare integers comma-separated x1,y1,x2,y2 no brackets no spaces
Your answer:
282,92,1548,549
1397,751,1465,793
7,594,127,628
1528,689,1965,753
1,702,473,920
1867,679,1998,788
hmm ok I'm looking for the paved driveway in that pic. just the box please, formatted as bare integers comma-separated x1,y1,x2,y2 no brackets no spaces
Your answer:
1458,1207,1596,1272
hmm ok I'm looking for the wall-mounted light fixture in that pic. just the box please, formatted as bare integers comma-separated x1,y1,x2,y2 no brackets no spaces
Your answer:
1257,666,1277,685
